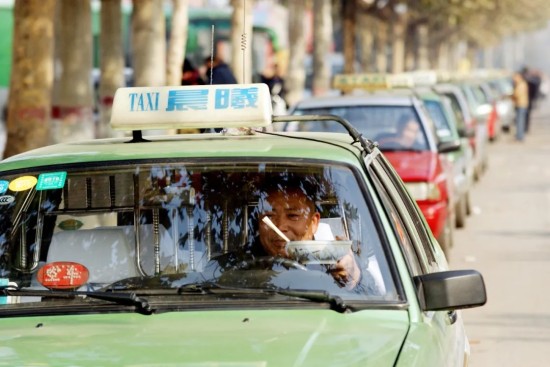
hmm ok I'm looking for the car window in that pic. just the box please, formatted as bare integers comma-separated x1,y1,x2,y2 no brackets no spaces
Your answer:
423,99,453,141
441,92,466,132
368,167,424,276
371,156,439,272
291,105,430,151
471,85,489,104
0,160,400,308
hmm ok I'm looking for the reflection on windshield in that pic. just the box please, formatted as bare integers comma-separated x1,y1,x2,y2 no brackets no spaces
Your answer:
0,161,399,312
291,105,429,151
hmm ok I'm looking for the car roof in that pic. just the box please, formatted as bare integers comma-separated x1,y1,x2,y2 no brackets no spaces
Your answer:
294,92,416,109
0,132,365,173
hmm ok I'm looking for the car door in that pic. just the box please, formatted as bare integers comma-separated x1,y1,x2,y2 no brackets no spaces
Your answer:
368,153,467,366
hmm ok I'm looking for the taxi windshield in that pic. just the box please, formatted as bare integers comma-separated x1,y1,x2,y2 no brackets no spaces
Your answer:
0,160,399,313
290,105,429,151
423,100,455,142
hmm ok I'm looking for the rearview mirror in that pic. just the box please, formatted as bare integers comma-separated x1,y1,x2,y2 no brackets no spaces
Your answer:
438,140,461,153
414,270,487,311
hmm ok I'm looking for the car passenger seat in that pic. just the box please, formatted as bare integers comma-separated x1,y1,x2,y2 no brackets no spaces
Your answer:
47,228,140,285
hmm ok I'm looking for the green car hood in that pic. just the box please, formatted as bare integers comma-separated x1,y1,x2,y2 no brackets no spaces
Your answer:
0,309,409,366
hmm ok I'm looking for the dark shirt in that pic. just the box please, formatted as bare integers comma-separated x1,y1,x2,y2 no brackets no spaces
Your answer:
205,63,238,85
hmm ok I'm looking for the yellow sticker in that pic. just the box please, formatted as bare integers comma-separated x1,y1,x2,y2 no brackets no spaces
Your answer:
9,176,38,192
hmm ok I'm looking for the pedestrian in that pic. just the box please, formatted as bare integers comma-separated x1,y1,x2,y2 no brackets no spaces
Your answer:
520,66,541,134
181,58,204,86
260,63,288,115
260,64,286,99
203,54,237,85
511,71,529,142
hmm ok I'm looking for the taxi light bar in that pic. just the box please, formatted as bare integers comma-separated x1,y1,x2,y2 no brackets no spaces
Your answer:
333,73,415,91
110,83,272,131
333,73,389,92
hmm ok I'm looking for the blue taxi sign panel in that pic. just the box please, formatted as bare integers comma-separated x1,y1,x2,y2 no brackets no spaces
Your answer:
110,84,272,131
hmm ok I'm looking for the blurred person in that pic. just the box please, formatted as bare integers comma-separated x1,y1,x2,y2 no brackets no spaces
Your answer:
260,63,287,115
377,114,422,150
512,72,529,142
181,58,204,86
260,64,286,101
203,54,237,85
521,66,541,134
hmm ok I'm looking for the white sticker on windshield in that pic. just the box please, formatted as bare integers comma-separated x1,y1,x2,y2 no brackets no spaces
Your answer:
0,195,14,205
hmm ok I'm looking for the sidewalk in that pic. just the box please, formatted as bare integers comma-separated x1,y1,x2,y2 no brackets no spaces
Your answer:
451,99,550,366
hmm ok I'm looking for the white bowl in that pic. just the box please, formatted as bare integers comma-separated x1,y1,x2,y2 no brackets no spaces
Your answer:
285,240,352,265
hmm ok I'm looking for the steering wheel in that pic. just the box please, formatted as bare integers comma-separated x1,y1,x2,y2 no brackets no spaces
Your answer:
237,256,308,271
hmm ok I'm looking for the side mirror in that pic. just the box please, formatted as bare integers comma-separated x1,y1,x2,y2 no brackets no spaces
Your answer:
414,270,487,311
458,127,476,139
438,140,461,153
476,104,492,116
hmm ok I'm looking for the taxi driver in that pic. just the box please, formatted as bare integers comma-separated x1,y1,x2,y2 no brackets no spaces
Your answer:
258,186,361,289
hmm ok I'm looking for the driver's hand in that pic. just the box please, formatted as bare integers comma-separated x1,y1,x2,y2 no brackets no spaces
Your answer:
327,249,361,289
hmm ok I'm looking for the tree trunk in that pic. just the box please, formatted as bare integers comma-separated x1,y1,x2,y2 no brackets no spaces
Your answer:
391,14,407,74
374,18,388,73
342,0,356,74
312,0,332,96
285,0,307,106
98,0,124,139
52,0,94,144
437,40,450,71
5,0,55,158
404,23,415,71
230,0,254,84
132,0,166,87
416,24,429,70
166,0,189,86
357,12,374,72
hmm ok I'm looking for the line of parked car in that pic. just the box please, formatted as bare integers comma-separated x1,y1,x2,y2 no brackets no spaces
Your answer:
278,69,514,257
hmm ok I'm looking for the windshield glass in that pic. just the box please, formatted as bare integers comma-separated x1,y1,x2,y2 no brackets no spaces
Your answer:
0,160,399,312
290,105,429,151
423,99,455,141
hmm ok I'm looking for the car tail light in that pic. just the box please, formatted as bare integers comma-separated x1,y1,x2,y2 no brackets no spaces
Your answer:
405,182,441,201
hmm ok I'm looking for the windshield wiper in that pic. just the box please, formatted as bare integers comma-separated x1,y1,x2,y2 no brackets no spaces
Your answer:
178,283,349,313
2,288,153,315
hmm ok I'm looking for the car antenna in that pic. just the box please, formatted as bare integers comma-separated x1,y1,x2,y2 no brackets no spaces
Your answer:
209,24,214,85
240,0,247,84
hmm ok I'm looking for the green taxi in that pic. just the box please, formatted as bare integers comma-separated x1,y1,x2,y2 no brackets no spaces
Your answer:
0,83,486,366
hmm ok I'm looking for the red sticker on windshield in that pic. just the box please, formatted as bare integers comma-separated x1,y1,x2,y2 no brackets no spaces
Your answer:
36,262,89,290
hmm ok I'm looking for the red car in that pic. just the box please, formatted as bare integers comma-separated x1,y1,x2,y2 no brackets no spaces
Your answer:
288,90,460,255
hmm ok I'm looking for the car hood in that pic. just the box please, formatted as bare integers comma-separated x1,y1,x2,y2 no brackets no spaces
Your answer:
1,309,409,366
383,151,438,181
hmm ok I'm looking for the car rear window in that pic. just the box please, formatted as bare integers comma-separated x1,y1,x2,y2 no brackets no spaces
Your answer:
290,105,430,151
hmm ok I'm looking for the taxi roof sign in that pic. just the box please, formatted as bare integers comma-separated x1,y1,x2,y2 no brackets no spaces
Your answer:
110,83,272,131
333,73,389,92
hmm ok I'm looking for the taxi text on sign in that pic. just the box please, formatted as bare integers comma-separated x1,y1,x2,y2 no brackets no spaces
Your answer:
110,84,272,130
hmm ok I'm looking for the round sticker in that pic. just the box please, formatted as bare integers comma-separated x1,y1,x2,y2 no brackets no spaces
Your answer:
36,262,89,290
58,219,84,231
0,180,9,194
9,176,37,192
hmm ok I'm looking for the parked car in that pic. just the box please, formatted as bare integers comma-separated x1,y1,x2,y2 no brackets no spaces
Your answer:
287,79,458,255
434,82,487,182
414,86,473,228
488,74,514,133
0,83,486,366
